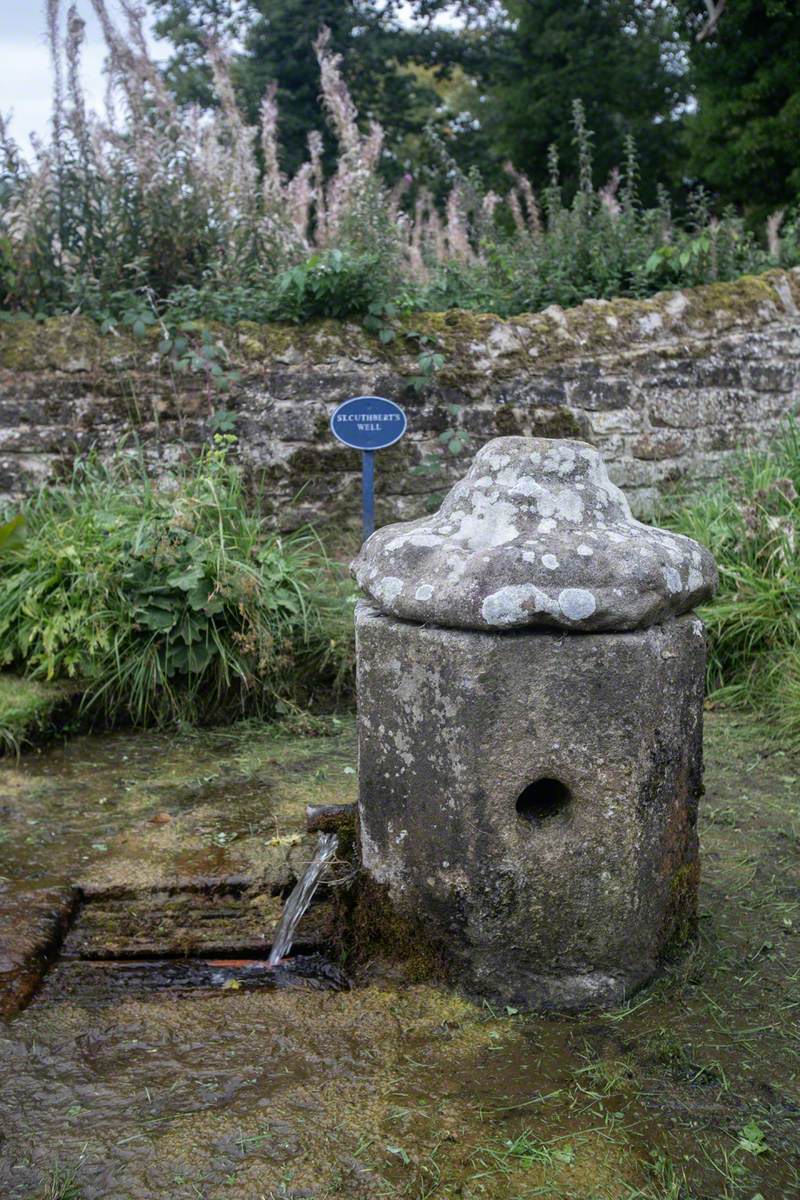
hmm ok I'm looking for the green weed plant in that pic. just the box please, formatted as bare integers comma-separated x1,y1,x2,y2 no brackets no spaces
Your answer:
664,419,800,747
0,442,352,728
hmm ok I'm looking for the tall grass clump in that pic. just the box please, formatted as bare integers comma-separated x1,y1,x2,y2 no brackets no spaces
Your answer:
0,3,797,327
0,443,352,727
664,419,800,748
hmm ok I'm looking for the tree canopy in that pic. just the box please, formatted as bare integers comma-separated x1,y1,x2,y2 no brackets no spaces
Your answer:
150,0,488,178
149,0,800,213
478,1,688,200
677,0,800,214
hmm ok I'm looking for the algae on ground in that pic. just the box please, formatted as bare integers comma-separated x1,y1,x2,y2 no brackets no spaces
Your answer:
2,711,800,1200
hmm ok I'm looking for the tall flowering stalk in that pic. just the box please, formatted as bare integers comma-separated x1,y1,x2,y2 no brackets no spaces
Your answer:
0,5,792,319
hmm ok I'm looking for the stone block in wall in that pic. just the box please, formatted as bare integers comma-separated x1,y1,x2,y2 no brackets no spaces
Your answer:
648,390,726,430
242,403,323,443
745,328,800,356
584,407,643,436
0,374,91,426
0,425,93,455
0,453,62,501
690,361,744,389
768,328,800,356
626,486,661,516
688,450,733,481
459,402,583,442
521,406,585,440
645,359,707,391
703,425,741,452
390,493,438,522
748,364,798,393
631,431,692,461
284,444,356,478
721,390,794,427
372,374,434,407
608,457,686,490
0,387,54,426
586,433,628,464
495,379,569,409
564,377,635,411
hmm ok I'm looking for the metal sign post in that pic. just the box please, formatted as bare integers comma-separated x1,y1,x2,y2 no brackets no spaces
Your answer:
361,448,376,539
330,395,407,542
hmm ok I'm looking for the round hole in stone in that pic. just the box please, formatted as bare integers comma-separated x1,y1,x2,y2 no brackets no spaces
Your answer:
516,777,572,823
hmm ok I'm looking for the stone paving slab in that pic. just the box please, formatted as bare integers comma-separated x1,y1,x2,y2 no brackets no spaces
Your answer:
63,890,337,960
0,883,76,1018
77,802,318,898
0,719,358,1018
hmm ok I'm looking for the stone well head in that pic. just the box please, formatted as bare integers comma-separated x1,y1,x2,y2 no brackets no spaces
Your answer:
352,437,717,1011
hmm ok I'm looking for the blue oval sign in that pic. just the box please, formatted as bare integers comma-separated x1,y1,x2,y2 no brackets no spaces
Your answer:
330,395,407,451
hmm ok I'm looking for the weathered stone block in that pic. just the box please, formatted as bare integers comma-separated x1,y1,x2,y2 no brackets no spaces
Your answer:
692,362,743,388
565,377,634,411
631,431,691,461
356,603,705,1010
607,456,685,489
498,380,569,409
353,438,715,632
586,407,643,435
354,436,714,1011
748,363,797,393
648,391,717,429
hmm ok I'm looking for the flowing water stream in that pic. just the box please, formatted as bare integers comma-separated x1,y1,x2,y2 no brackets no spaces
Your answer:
268,832,339,965
1,719,799,1199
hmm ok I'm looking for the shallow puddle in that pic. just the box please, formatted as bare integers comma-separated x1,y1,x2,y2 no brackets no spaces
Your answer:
1,713,799,1199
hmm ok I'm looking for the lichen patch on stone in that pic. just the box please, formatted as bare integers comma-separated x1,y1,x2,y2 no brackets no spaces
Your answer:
352,436,717,632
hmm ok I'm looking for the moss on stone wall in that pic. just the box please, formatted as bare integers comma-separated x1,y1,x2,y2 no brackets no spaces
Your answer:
339,872,449,983
0,314,114,372
1,268,797,527
2,268,798,379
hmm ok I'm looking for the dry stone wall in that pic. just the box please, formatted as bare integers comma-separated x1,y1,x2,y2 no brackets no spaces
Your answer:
1,268,799,528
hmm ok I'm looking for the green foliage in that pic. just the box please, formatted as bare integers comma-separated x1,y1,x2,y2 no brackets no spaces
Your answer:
738,1119,770,1157
0,445,352,728
469,0,688,202
0,674,69,757
407,119,779,317
2,7,798,329
26,1158,85,1200
664,419,800,748
677,0,800,216
0,514,24,554
268,250,388,321
69,126,789,334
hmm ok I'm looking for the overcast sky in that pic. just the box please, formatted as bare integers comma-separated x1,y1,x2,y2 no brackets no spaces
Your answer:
0,1,166,152
0,1,453,154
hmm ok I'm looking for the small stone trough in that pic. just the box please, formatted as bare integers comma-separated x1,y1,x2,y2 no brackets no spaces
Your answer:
352,436,717,1011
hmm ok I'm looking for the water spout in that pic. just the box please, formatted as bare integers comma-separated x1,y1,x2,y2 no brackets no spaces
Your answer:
268,833,338,966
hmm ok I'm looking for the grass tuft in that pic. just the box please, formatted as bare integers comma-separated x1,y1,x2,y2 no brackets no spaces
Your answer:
664,417,800,748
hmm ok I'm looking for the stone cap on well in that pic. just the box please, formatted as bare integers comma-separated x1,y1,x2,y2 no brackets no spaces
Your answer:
352,437,717,632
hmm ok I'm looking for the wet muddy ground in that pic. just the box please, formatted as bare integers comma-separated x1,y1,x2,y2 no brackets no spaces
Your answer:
0,713,798,1199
